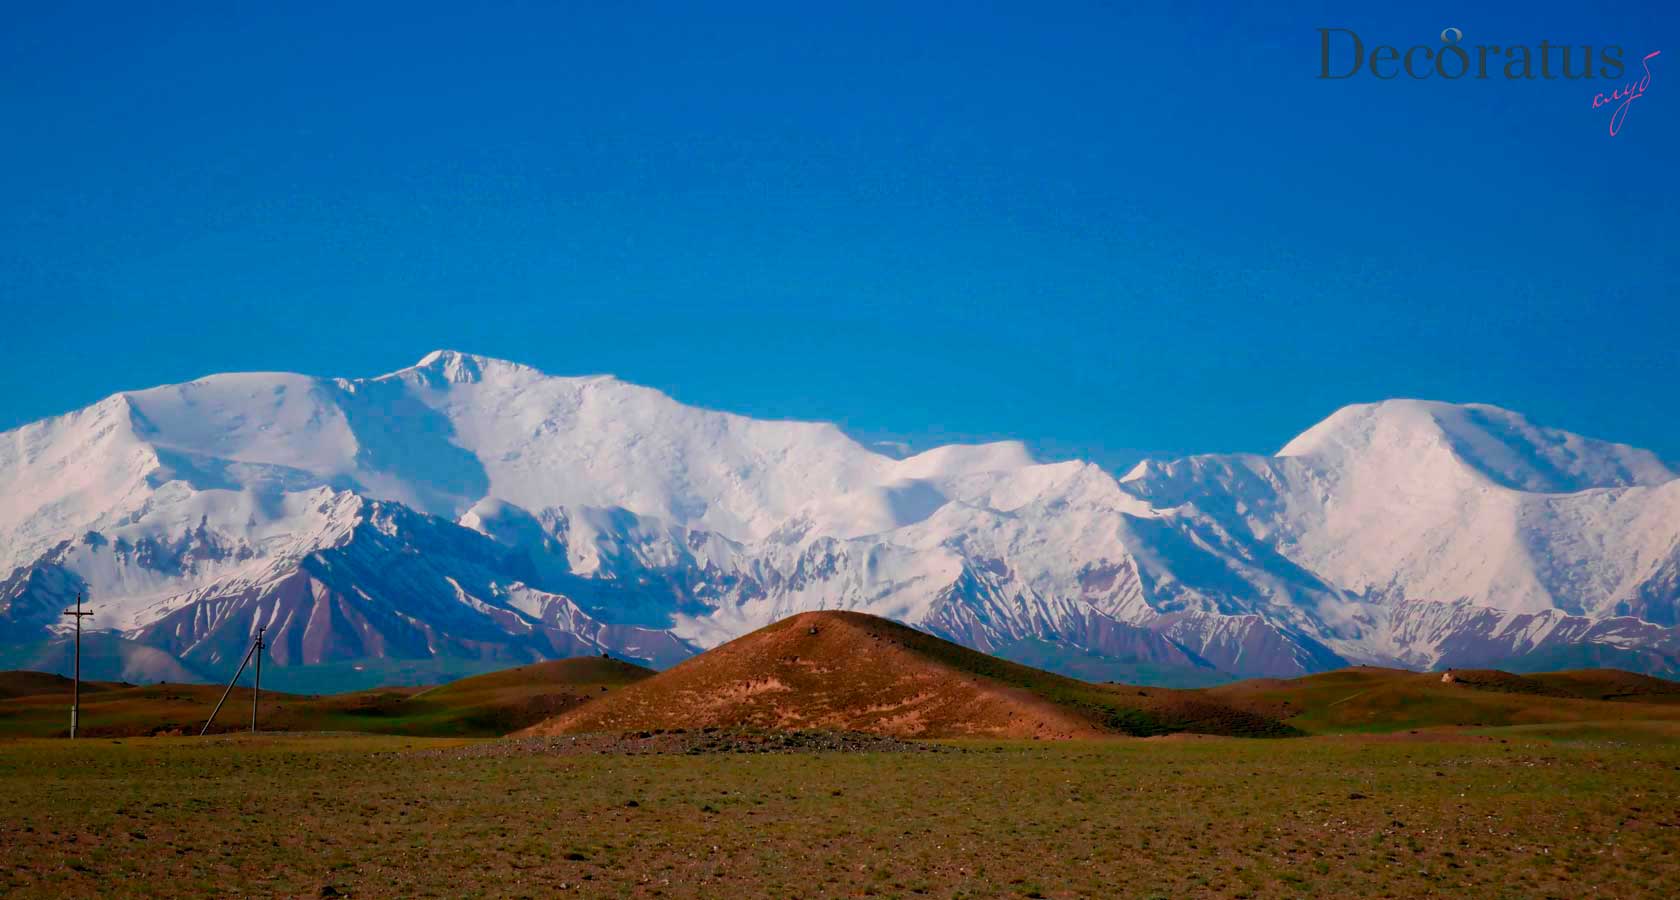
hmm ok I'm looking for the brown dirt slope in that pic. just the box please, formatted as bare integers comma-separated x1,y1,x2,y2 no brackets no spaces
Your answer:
525,611,1297,740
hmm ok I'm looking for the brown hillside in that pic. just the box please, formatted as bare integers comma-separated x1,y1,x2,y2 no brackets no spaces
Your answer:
418,657,651,696
524,611,1297,740
1427,668,1680,702
0,671,123,700
1526,669,1680,702
1203,666,1680,734
0,657,654,739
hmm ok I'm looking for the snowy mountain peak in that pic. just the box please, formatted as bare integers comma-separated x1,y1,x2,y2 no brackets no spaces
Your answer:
3,356,1679,687
390,349,547,386
1279,399,1676,494
414,349,458,367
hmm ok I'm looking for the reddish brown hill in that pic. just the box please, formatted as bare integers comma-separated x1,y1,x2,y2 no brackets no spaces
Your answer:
523,611,1297,740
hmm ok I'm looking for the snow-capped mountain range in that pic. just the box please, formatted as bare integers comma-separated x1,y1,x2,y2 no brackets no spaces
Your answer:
4,351,1678,687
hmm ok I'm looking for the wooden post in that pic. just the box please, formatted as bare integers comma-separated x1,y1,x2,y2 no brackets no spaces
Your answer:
60,594,93,739
251,626,264,734
201,636,259,736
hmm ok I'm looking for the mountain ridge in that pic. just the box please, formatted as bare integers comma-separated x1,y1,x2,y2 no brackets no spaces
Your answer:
3,351,1677,688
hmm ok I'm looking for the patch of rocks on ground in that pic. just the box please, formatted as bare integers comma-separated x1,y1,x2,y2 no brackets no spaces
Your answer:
411,727,955,759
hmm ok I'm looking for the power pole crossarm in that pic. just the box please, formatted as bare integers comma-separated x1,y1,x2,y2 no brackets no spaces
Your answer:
60,594,93,740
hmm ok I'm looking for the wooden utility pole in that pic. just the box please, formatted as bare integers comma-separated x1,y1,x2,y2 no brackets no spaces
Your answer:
251,626,264,734
201,627,266,737
61,594,92,739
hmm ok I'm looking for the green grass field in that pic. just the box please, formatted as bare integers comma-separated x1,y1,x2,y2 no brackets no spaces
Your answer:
1,726,1677,898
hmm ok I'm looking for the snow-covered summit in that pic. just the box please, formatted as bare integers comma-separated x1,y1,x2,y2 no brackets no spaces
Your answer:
384,349,550,386
1280,399,1676,494
3,354,1677,686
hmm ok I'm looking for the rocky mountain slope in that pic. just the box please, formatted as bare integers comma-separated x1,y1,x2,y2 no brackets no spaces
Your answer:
3,351,1677,687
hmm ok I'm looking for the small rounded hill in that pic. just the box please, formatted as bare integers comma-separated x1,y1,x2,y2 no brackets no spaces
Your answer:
523,611,1297,740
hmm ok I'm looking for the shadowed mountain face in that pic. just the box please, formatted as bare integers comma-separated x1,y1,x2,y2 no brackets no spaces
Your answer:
2,352,1679,690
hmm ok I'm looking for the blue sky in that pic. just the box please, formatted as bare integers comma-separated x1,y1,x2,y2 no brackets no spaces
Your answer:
1,2,1675,470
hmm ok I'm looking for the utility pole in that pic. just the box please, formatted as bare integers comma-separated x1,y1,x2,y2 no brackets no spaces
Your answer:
251,626,264,734
61,594,92,739
201,628,264,737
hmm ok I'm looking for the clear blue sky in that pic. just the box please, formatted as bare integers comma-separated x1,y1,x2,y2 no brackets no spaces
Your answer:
2,2,1675,470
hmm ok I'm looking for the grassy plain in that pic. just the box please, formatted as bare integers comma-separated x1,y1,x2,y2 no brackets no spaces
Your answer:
2,726,1677,899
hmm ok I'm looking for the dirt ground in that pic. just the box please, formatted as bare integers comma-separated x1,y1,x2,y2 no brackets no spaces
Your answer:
2,726,1677,898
